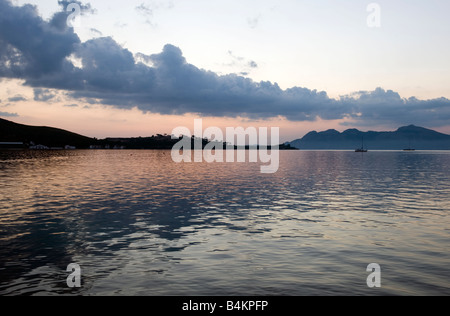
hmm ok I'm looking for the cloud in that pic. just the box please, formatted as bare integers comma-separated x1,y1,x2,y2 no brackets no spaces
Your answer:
89,28,103,37
247,14,261,29
224,51,258,77
135,2,155,26
135,1,174,26
57,0,96,16
114,21,128,29
0,0,449,128
340,88,450,127
0,0,81,80
248,60,258,68
8,95,27,102
136,2,153,15
0,111,18,117
34,88,57,102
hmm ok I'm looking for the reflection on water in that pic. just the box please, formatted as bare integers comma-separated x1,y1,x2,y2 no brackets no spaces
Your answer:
0,150,449,295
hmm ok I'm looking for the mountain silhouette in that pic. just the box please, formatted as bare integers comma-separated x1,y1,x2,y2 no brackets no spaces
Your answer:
0,118,95,148
0,118,293,150
2,118,449,150
288,125,450,150
0,118,178,149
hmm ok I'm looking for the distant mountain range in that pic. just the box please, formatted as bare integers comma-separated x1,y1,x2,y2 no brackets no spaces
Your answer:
288,125,450,150
2,118,449,150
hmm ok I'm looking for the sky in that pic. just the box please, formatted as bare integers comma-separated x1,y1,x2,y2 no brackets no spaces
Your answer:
1,0,450,142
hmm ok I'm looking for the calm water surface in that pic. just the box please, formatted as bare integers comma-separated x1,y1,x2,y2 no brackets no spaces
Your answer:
0,150,449,295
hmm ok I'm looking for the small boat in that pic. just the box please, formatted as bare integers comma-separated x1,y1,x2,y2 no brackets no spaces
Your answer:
355,137,368,152
403,139,415,151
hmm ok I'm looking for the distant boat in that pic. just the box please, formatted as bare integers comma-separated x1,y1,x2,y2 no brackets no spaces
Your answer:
355,137,368,152
403,139,415,151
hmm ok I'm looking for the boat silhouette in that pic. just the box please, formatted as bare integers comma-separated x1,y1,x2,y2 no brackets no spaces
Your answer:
355,137,368,152
403,138,415,151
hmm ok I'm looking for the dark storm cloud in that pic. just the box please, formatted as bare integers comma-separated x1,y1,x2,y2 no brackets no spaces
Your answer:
0,0,80,79
0,0,449,127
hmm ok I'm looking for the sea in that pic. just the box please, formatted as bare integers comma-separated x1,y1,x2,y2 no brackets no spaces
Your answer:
0,150,449,296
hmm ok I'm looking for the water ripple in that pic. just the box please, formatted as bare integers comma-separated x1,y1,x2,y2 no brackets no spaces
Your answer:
0,150,449,295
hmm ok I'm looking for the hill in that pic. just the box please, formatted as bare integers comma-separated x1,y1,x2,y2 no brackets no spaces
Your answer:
288,125,450,150
0,118,96,149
